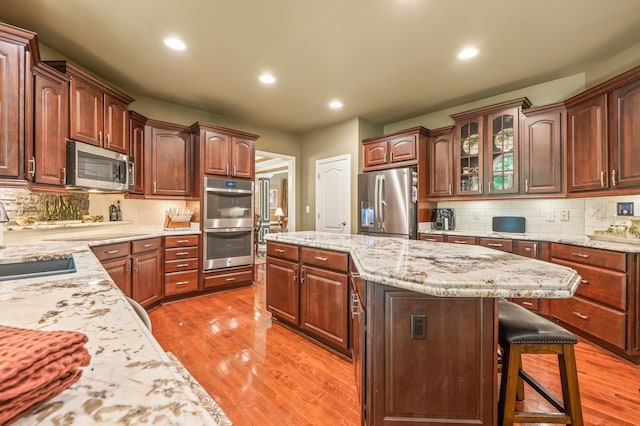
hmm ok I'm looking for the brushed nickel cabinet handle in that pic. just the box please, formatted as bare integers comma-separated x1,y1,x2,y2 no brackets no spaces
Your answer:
125,259,131,272
233,165,237,176
133,258,139,271
522,301,533,306
423,238,438,242
175,281,189,286
487,243,503,247
61,167,66,185
225,277,236,282
533,243,537,258
274,248,285,253
98,130,102,144
581,279,589,284
452,240,469,244
226,164,229,175
176,251,190,256
176,263,189,268
176,239,190,243
487,181,491,194
107,133,111,148
479,182,483,193
143,243,153,248
350,271,360,278
153,181,157,192
612,169,618,186
28,157,35,177
448,184,452,195
106,250,120,254
525,178,529,193
390,152,394,162
572,311,589,320
572,252,589,259
314,256,328,261
600,170,605,187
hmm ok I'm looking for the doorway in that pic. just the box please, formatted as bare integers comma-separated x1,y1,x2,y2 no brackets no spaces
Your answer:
255,151,296,251
316,154,351,234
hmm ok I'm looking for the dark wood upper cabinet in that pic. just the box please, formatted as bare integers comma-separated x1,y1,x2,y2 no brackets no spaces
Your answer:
46,61,134,154
428,127,454,197
521,104,563,194
609,78,640,189
31,63,69,187
566,94,608,192
128,111,147,195
0,23,38,180
146,119,191,197
452,112,485,195
361,127,427,172
191,123,259,181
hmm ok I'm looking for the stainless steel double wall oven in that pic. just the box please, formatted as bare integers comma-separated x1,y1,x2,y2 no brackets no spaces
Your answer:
203,177,254,271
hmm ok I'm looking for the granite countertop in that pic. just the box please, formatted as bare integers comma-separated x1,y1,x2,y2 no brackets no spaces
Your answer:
418,228,640,253
0,229,228,425
265,231,581,299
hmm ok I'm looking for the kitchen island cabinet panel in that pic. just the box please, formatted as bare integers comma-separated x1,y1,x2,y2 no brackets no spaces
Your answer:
368,285,496,425
300,265,349,353
266,256,299,326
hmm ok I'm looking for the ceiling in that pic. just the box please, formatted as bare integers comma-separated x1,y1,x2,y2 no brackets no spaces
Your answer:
2,0,640,133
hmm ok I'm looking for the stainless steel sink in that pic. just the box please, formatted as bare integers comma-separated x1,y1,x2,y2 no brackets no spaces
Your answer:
0,256,76,281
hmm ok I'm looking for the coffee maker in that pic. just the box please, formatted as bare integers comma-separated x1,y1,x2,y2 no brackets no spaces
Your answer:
432,208,455,230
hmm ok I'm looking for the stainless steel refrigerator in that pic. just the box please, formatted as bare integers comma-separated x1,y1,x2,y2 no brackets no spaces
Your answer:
357,167,417,239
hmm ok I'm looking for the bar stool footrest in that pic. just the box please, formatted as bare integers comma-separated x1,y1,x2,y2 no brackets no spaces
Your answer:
514,412,572,424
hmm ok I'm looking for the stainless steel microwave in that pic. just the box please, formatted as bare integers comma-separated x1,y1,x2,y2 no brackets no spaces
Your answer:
66,140,132,192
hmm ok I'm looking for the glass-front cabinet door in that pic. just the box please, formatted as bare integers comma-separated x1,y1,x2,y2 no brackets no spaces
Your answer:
487,108,519,195
456,118,484,195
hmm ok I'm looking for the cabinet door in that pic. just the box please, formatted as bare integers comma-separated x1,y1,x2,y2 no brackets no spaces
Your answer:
567,95,608,192
203,131,230,176
300,265,349,352
129,114,145,194
522,109,563,194
610,79,640,189
0,39,23,178
389,135,416,164
429,133,453,197
266,256,299,325
132,250,162,308
33,71,68,186
70,76,103,146
231,137,255,179
456,119,484,195
487,109,519,194
151,128,191,195
104,94,128,154
363,141,388,169
102,257,132,297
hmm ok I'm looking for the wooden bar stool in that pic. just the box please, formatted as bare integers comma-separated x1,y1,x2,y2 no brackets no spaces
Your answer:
498,299,584,426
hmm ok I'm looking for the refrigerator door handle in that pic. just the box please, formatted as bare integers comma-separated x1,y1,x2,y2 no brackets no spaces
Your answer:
374,174,380,229
379,174,386,231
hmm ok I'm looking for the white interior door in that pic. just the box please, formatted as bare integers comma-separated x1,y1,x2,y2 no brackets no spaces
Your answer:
316,154,351,233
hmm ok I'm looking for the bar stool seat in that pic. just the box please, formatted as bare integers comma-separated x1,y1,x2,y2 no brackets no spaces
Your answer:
498,299,583,426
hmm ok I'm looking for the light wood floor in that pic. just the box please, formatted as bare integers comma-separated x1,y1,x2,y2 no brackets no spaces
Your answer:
151,264,640,425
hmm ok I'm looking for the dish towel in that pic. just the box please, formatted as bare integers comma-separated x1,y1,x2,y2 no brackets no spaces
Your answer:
0,325,91,425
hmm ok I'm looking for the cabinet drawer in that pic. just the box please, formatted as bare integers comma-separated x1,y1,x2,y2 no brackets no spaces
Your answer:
204,267,253,289
510,298,539,311
419,234,445,242
165,234,199,248
478,238,513,252
92,242,130,261
551,243,626,272
445,236,476,245
301,247,348,272
553,259,626,310
132,238,161,254
514,241,541,259
164,270,198,295
550,296,626,349
267,242,299,262
165,246,198,260
165,258,199,273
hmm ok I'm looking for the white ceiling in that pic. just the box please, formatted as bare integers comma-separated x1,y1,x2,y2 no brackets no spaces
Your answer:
2,0,640,133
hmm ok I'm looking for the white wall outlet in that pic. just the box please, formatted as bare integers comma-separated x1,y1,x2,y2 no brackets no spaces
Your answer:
473,210,479,220
138,209,146,219
561,210,570,222
305,205,310,213
546,210,555,222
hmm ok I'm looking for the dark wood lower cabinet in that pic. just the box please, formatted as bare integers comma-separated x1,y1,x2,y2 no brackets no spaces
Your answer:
366,284,497,425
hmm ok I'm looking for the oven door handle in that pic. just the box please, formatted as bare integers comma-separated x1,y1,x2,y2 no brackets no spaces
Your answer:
204,227,253,233
205,187,254,194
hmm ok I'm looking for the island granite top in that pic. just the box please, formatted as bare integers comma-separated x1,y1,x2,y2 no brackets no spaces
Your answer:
265,231,581,299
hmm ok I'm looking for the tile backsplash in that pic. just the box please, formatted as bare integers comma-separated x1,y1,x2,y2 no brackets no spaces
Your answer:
437,195,640,237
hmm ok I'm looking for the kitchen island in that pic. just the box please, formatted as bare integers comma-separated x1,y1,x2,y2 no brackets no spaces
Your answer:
264,231,581,425
0,231,229,426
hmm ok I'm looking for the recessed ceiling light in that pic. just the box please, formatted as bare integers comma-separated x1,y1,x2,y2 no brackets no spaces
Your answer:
163,37,186,51
457,47,479,60
259,73,276,84
329,100,343,109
